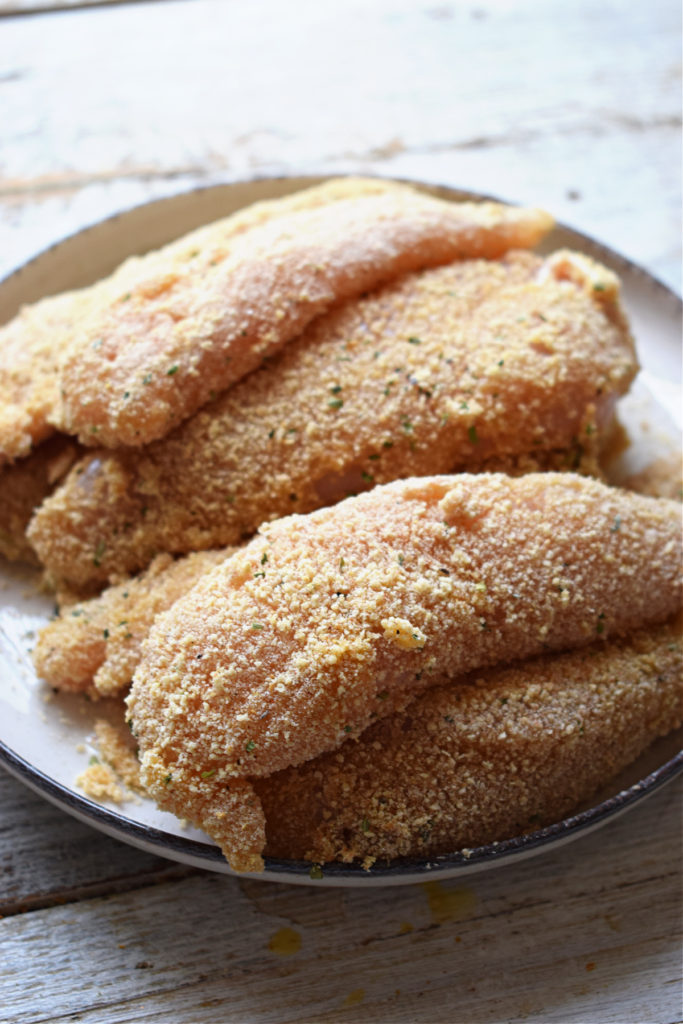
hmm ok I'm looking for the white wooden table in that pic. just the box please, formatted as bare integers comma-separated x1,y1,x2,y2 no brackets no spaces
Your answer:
1,2,681,1021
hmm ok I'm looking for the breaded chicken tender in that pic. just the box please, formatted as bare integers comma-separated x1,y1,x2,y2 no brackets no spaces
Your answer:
0,179,392,463
29,250,636,591
0,292,90,466
257,618,683,865
0,435,81,563
127,473,682,871
55,181,553,448
33,548,230,698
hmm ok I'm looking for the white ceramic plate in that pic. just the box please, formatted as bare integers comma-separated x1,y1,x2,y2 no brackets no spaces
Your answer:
1,177,681,887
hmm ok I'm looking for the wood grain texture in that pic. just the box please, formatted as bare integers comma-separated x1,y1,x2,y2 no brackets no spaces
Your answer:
1,776,681,1023
0,771,196,914
0,0,680,289
0,1,681,1021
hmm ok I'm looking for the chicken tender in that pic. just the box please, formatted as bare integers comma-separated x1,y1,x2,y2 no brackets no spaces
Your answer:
29,250,636,591
0,435,81,563
0,292,90,466
127,473,682,871
0,178,396,463
257,618,683,865
54,181,553,448
33,548,230,698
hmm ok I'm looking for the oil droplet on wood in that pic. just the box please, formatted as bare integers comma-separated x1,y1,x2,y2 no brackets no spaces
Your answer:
268,927,302,956
422,881,476,924
342,989,365,1007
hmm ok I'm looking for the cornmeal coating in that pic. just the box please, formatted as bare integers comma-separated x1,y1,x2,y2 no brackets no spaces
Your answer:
0,435,81,563
257,618,683,864
55,179,553,448
32,548,229,698
127,473,682,872
29,249,635,590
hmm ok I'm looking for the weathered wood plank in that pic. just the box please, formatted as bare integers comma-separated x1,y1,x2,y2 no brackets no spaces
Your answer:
0,769,195,913
2,778,680,1024
0,0,680,287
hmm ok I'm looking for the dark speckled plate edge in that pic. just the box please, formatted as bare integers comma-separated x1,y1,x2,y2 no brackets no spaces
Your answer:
1,736,681,886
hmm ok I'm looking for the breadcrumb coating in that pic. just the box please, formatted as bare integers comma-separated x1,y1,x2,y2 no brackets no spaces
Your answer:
0,291,89,465
33,548,229,697
127,473,682,871
28,249,635,590
0,435,81,563
257,618,683,864
93,719,144,793
0,179,392,463
54,179,552,448
76,761,125,805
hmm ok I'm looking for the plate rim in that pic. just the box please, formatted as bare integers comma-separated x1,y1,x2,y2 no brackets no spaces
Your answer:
1,173,681,886
1,171,681,313
1,735,681,886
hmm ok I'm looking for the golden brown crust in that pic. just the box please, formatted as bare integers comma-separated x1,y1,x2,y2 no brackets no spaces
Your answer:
0,435,82,563
128,473,682,870
257,619,683,864
28,249,635,590
32,548,229,697
54,180,553,448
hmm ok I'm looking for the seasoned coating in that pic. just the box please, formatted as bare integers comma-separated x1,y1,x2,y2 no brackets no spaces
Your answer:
258,619,683,864
127,473,682,871
33,548,229,698
55,180,553,448
0,291,89,465
29,249,636,590
0,435,81,563
0,178,393,463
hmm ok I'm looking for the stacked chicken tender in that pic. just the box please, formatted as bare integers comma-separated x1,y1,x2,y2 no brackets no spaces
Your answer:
2,177,680,873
